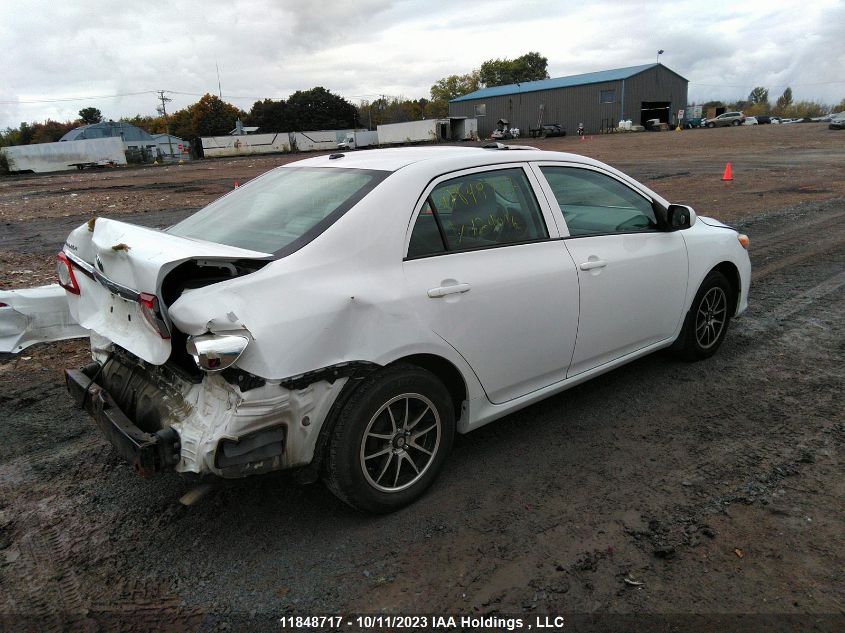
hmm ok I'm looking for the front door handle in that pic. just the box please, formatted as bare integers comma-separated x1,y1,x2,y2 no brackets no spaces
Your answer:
579,260,607,271
428,283,471,298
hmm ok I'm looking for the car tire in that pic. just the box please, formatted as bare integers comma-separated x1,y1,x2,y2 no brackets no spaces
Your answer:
733,120,741,126
707,122,715,128
323,364,455,513
675,271,733,361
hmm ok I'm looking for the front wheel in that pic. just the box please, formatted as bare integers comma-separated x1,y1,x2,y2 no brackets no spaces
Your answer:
675,271,733,360
707,122,716,128
324,364,455,513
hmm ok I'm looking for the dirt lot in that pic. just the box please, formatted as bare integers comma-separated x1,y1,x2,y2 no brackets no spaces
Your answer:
0,124,843,632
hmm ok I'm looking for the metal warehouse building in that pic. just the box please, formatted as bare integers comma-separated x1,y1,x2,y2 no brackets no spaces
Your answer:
449,63,688,138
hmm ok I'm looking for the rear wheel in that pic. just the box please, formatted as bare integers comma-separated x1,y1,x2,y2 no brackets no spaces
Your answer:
675,271,733,360
324,364,455,513
732,120,741,126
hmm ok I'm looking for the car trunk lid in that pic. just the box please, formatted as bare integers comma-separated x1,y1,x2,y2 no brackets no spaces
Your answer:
66,217,271,365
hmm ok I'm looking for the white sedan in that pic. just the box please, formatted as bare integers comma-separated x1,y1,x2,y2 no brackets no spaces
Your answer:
46,146,750,512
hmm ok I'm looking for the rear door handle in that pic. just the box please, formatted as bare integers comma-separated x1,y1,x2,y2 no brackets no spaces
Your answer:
428,283,471,298
579,260,607,271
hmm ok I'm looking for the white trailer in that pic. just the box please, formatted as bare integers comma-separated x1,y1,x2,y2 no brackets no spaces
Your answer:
377,118,478,145
1,137,127,173
377,120,442,145
202,133,290,158
337,130,378,149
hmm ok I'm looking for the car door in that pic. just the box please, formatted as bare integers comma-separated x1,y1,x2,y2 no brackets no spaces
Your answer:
402,164,580,404
534,164,688,377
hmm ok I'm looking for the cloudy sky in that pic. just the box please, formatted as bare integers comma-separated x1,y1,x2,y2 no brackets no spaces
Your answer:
1,0,843,128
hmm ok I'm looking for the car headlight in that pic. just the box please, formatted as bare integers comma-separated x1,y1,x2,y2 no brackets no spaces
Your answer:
186,333,250,372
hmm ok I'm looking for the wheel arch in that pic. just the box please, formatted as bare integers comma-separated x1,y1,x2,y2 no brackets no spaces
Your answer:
710,260,741,314
300,352,468,483
389,353,467,423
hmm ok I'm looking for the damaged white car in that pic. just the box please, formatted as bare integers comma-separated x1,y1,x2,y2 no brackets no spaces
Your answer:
37,146,751,512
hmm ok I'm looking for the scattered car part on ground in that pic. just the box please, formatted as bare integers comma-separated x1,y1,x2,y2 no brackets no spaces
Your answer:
0,285,89,356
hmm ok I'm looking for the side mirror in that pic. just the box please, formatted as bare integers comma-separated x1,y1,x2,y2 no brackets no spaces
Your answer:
667,204,696,230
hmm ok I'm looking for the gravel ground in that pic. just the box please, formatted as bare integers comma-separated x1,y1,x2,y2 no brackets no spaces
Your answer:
0,124,843,632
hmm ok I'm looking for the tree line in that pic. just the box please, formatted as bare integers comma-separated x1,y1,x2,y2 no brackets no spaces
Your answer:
3,54,843,148
0,52,550,147
697,86,845,119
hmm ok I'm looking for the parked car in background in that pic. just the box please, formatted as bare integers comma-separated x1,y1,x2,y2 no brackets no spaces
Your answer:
830,113,845,129
743,117,758,126
755,115,780,124
23,146,752,513
706,112,746,127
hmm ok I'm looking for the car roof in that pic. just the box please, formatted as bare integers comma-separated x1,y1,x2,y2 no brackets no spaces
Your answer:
286,145,604,173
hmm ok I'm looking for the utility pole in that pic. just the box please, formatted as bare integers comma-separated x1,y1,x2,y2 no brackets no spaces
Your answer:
216,60,223,99
156,90,174,159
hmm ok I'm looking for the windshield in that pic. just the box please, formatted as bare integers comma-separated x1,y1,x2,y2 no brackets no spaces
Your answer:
169,167,388,254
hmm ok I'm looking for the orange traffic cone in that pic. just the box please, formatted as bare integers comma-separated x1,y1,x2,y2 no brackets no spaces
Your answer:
721,163,733,181
234,181,240,188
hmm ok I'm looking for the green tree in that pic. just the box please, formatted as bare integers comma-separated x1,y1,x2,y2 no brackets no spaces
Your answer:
479,51,549,87
780,99,827,119
774,87,793,115
747,86,769,105
285,87,357,131
746,87,770,116
121,114,167,134
78,107,102,124
188,94,244,136
430,71,481,102
429,71,481,117
246,99,290,132
30,119,76,143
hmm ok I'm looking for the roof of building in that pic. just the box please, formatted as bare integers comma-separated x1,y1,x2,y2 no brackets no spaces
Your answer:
450,63,687,103
151,133,184,141
60,121,155,142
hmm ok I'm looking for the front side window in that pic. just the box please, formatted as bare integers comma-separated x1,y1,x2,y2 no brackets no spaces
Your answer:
169,167,387,254
540,166,658,236
407,167,548,257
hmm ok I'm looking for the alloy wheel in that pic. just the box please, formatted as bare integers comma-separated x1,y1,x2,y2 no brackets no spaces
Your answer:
695,286,727,349
359,393,441,493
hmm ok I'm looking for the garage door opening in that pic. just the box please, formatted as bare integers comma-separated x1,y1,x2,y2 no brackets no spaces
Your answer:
640,101,671,126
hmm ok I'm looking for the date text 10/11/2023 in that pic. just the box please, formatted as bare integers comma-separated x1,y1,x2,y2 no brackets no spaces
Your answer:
277,615,568,630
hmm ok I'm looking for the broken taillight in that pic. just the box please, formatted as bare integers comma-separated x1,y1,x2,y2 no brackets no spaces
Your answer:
138,292,171,339
56,252,80,295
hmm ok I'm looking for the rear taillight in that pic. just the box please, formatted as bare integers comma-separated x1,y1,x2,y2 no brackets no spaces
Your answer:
138,292,171,339
186,333,250,372
56,252,80,295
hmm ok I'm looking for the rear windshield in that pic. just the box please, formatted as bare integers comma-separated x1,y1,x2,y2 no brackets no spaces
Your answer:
168,167,388,255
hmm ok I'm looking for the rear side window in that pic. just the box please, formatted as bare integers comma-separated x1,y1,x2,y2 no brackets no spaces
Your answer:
169,167,387,255
540,166,657,236
407,167,548,257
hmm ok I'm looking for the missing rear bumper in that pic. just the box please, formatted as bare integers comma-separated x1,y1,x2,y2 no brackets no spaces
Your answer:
65,367,180,477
